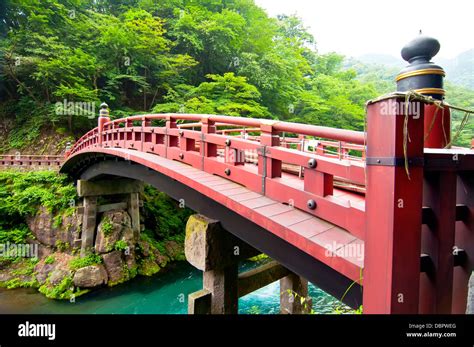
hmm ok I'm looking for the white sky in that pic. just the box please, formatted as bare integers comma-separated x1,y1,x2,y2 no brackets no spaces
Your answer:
254,0,474,60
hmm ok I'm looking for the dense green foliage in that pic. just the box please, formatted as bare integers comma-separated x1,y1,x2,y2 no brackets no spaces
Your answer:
0,0,471,151
0,171,76,244
141,185,193,240
1,0,381,152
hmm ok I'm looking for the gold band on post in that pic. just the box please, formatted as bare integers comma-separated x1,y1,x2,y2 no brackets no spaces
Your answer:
413,87,445,95
395,68,445,82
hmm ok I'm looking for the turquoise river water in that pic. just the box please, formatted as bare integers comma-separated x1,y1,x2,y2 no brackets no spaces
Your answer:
0,261,344,314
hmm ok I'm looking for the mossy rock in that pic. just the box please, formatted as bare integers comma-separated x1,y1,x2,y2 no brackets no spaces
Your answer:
138,258,160,277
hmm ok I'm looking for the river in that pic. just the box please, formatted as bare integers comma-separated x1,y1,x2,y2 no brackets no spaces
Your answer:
0,260,345,314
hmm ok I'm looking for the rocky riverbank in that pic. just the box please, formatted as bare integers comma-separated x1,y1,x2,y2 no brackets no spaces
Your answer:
0,172,188,300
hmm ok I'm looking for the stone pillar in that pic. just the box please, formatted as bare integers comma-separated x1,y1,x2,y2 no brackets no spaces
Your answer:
185,214,259,314
204,265,239,314
280,273,312,314
77,179,144,257
467,272,474,314
80,196,97,257
127,192,140,241
188,290,212,314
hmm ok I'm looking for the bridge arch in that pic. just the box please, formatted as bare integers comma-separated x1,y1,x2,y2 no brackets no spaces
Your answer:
61,149,363,308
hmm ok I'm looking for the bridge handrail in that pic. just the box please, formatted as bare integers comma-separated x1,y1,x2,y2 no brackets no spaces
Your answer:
116,114,365,144
67,113,366,158
0,154,63,169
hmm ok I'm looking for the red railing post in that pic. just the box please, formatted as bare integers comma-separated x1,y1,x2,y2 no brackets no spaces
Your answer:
98,103,110,147
125,118,134,149
363,97,425,313
201,115,217,159
258,121,282,181
165,116,178,159
141,116,151,152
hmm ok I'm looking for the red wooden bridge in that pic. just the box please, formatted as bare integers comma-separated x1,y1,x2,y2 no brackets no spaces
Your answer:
0,154,63,170
59,95,474,314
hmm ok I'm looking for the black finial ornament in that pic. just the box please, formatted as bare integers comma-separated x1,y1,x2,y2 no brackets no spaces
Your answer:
396,35,446,100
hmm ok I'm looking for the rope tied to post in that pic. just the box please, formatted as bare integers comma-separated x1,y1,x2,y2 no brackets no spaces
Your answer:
366,91,474,179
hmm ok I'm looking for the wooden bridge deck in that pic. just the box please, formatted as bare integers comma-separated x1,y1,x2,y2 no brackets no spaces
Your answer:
72,147,364,283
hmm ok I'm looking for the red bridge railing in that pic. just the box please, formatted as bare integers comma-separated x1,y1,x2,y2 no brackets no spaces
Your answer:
67,113,367,240
65,100,474,314
0,154,63,169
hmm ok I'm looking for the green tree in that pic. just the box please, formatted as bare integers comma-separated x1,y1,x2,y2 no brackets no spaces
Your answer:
154,72,270,118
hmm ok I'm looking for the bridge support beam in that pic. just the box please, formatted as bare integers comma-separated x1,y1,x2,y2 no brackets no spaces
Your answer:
77,179,144,256
185,214,258,314
80,196,97,257
185,214,312,314
188,289,212,314
280,274,311,314
127,192,141,242
203,265,239,314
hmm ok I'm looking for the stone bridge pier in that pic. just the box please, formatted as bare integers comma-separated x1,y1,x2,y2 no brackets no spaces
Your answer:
77,178,143,257
185,214,312,314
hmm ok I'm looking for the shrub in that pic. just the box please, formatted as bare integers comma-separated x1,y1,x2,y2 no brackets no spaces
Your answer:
39,275,74,300
44,255,55,264
69,254,102,271
55,240,69,252
114,240,128,252
101,218,114,236
0,225,33,244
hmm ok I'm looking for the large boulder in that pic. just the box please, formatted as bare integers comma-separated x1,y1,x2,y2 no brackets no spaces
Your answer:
95,210,134,254
73,265,108,288
138,258,160,276
27,207,81,249
102,251,129,286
